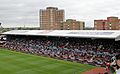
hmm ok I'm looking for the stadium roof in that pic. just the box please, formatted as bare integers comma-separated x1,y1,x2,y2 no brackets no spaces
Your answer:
2,30,120,41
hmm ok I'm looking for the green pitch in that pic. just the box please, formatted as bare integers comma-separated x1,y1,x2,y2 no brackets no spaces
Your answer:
0,48,96,74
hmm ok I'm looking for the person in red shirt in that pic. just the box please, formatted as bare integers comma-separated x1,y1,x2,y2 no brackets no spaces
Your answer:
105,62,111,71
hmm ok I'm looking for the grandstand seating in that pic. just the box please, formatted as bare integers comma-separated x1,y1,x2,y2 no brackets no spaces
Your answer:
3,35,120,67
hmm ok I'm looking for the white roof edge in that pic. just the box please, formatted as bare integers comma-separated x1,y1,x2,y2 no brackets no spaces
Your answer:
2,30,120,40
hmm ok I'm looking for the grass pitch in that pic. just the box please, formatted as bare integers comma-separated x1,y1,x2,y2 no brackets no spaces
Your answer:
0,48,96,74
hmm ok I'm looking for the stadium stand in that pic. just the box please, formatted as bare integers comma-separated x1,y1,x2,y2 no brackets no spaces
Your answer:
2,30,120,67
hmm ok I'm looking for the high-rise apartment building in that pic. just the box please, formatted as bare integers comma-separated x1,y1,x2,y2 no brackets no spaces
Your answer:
94,16,120,30
39,7,64,30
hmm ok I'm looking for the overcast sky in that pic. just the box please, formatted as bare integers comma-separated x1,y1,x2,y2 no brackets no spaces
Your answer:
0,0,120,28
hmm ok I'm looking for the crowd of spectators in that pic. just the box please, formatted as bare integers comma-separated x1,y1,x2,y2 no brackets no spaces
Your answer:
2,36,120,67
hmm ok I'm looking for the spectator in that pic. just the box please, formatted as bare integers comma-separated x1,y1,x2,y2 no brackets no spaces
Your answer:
3,36,120,67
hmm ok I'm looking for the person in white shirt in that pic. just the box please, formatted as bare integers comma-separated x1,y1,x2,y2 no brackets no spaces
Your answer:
108,54,120,74
116,54,120,74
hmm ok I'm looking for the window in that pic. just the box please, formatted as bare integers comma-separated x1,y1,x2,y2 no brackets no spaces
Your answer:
109,27,112,29
109,23,112,26
94,22,97,24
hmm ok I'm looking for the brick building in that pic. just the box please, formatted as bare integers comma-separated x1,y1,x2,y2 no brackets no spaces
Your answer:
62,19,85,30
94,16,120,30
39,7,64,30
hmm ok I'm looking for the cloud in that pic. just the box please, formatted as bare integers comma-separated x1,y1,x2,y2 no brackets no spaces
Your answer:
0,0,120,27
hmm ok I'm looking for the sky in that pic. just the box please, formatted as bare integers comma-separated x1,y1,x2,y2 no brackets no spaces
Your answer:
0,0,120,28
